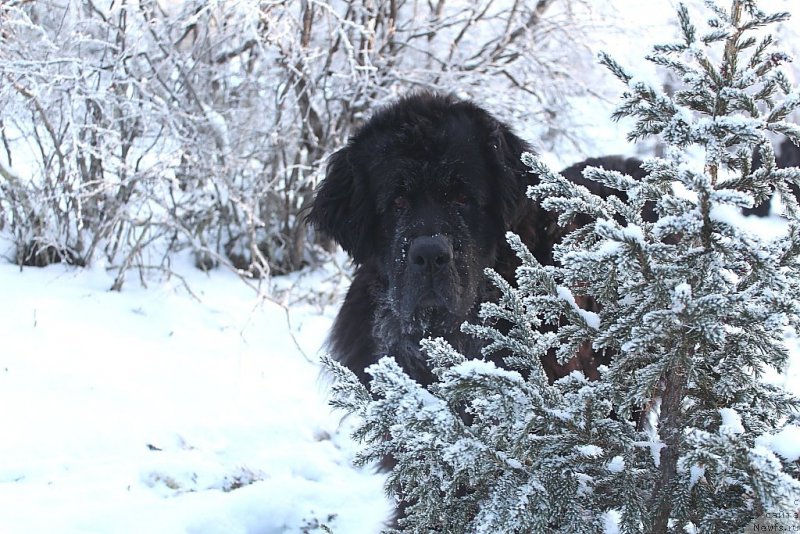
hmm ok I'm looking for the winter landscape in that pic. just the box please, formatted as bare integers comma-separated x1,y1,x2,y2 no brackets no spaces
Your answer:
2,1,800,533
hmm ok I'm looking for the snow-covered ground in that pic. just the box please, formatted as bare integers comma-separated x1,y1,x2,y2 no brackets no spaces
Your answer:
0,257,392,533
2,212,800,534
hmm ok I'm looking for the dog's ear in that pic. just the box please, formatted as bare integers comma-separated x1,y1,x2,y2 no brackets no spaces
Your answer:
489,122,538,229
307,147,375,264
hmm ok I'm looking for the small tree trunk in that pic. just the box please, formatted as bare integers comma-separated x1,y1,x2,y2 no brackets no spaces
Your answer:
650,362,688,533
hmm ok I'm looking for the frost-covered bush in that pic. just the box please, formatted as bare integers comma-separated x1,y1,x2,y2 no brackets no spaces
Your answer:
0,0,598,285
327,1,800,532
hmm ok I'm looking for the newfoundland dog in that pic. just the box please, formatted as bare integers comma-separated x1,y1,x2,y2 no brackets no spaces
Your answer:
309,92,640,389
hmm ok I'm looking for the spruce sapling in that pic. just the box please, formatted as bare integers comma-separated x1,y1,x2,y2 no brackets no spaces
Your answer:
326,1,800,532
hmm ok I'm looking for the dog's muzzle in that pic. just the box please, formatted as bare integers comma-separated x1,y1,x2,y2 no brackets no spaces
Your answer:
407,235,453,309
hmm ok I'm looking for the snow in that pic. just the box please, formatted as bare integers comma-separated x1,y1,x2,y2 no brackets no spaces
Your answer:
556,285,601,330
603,509,621,534
576,445,604,457
769,426,800,463
671,282,692,313
594,219,645,245
689,465,705,488
756,425,800,463
203,106,230,154
9,245,796,532
0,259,391,533
620,224,645,242
710,202,751,226
648,441,666,468
597,240,623,257
718,408,745,435
451,358,524,383
607,456,625,473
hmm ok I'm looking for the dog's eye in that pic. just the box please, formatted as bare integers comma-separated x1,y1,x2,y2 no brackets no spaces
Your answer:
394,196,409,210
452,192,470,207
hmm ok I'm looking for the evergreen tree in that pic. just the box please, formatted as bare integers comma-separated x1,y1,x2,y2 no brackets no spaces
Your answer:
326,1,800,532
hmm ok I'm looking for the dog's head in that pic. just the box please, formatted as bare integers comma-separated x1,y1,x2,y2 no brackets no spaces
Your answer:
309,92,534,335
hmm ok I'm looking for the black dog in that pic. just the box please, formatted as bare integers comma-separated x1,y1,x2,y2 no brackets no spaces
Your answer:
559,155,646,184
309,91,647,388
559,155,656,227
309,92,541,386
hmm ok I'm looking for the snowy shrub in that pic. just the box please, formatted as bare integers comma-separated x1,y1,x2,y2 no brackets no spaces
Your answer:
0,0,598,285
327,1,800,532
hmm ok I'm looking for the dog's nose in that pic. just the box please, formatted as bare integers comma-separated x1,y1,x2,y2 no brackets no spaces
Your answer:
408,235,452,273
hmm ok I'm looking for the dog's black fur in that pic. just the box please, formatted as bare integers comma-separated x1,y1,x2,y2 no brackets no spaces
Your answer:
309,91,647,389
559,155,646,184
309,92,545,386
559,155,656,228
